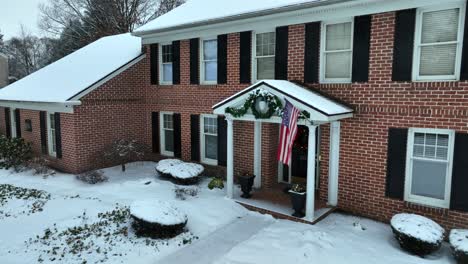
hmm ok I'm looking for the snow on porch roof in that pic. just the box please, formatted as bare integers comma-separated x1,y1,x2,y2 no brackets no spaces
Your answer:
134,0,324,34
213,80,353,118
0,33,143,104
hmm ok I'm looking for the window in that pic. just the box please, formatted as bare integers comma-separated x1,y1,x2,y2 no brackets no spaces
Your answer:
413,4,465,81
405,128,455,208
200,115,218,165
48,113,57,157
254,32,276,80
320,20,354,83
160,44,173,84
201,38,218,84
10,108,17,138
160,113,174,156
25,119,32,132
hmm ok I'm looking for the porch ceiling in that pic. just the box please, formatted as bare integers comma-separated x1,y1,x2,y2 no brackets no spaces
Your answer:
212,80,354,123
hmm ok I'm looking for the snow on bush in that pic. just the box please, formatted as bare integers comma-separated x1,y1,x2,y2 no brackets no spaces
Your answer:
76,170,108,184
390,213,445,256
174,186,199,200
450,229,468,264
156,159,204,185
130,200,188,239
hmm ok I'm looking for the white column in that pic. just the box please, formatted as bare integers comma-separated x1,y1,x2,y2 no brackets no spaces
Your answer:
226,116,234,199
328,121,341,206
305,124,318,222
253,121,262,189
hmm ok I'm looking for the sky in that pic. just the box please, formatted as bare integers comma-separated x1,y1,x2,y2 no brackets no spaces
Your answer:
0,0,46,40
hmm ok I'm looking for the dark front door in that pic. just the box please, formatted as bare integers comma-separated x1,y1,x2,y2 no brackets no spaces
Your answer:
281,126,320,185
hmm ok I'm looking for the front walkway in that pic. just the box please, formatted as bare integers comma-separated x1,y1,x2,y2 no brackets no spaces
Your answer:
157,213,275,264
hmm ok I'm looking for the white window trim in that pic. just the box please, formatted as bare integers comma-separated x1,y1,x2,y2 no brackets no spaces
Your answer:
160,112,174,157
412,3,466,81
200,37,218,85
159,43,173,85
10,108,17,138
47,112,57,157
200,114,218,166
404,128,455,208
319,18,354,84
252,30,276,82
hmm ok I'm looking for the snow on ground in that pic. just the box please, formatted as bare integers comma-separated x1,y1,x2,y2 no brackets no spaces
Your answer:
0,161,456,264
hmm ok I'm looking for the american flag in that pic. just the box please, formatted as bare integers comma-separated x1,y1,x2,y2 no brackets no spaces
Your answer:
277,100,301,165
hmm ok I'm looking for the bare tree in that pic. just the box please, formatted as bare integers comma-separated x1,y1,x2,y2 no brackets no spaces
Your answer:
104,139,145,172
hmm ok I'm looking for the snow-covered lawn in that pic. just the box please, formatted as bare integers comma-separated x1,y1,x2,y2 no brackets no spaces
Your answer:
0,161,455,264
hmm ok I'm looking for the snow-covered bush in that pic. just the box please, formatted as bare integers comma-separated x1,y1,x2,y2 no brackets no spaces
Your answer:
208,178,224,190
76,170,108,184
156,159,204,185
390,213,445,256
0,136,32,172
174,186,199,200
27,157,55,177
130,200,188,239
450,229,468,264
104,139,145,172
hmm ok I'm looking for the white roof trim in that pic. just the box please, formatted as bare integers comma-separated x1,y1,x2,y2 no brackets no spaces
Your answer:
136,0,464,44
0,101,80,114
213,80,353,123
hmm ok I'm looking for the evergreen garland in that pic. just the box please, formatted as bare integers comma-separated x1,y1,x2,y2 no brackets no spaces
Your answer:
225,89,283,119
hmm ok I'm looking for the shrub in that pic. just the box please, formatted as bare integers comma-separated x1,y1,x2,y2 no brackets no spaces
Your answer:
104,139,145,172
130,200,187,239
156,159,204,185
174,186,199,200
27,157,55,177
450,229,468,264
390,213,445,256
76,170,108,184
0,136,32,171
208,178,224,190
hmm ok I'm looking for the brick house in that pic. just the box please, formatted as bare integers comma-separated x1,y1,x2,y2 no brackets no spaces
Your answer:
0,0,467,229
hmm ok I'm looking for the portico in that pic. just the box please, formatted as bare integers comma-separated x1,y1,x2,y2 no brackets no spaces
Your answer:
213,80,353,222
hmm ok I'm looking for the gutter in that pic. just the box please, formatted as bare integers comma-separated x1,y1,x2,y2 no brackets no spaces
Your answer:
132,0,354,36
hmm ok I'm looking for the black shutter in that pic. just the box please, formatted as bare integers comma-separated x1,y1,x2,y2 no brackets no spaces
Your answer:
460,5,468,80
54,113,62,159
173,113,182,158
190,38,200,85
217,116,227,166
150,44,159,85
172,41,181,85
304,22,320,83
190,115,200,162
240,31,252,84
151,112,160,153
218,34,228,84
385,128,408,199
275,26,289,80
451,133,468,212
14,109,21,138
4,108,11,138
392,9,416,82
352,15,372,83
39,111,47,155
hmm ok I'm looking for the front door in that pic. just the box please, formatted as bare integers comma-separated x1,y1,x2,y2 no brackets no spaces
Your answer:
279,126,320,188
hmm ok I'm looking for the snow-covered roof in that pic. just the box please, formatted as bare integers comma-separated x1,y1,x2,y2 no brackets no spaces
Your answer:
134,0,324,34
213,80,353,121
0,33,143,104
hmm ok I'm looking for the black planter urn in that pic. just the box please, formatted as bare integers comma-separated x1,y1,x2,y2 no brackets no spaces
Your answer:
239,174,255,198
289,191,306,218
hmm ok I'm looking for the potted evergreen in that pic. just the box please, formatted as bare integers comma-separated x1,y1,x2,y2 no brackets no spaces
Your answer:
289,184,306,218
239,172,255,198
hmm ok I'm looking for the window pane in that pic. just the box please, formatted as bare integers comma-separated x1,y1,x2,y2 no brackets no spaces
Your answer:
204,61,217,81
411,159,447,200
163,64,173,82
436,147,448,160
422,8,460,44
325,51,352,79
420,44,457,76
326,22,352,51
414,145,424,157
256,32,275,56
425,134,436,146
162,45,172,63
425,146,436,158
163,115,173,129
204,117,217,134
257,57,275,80
437,134,449,147
165,130,174,152
414,133,425,144
205,135,218,160
204,40,217,60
